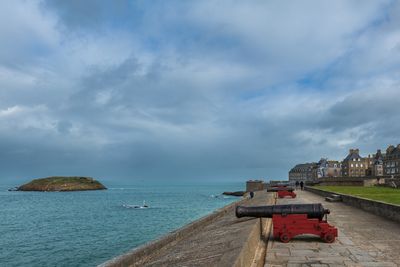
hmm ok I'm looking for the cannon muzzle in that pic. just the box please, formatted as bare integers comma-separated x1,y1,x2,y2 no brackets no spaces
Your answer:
236,204,330,220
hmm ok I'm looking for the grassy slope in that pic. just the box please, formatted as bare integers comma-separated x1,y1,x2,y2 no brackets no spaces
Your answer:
314,186,400,205
18,176,106,191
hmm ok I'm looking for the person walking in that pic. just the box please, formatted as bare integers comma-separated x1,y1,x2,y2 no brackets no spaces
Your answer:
300,181,304,190
295,181,299,189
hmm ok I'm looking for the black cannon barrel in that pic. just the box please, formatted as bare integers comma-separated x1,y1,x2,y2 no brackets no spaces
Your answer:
271,183,289,187
267,187,294,192
236,204,329,220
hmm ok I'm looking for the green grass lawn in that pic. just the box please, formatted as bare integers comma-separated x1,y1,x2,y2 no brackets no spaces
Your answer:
314,186,400,205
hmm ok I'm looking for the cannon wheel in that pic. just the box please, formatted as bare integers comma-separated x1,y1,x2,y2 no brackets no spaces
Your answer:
322,233,335,243
279,233,291,243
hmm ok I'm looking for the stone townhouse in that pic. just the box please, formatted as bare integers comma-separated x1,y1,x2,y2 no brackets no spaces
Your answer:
316,158,341,178
366,149,384,177
288,163,318,182
316,158,328,178
384,144,400,176
326,160,342,177
341,149,369,177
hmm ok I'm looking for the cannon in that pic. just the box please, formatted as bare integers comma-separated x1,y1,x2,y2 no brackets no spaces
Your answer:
267,187,296,198
236,204,338,243
270,183,290,188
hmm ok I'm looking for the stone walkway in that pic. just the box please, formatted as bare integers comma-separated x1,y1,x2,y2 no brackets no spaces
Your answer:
265,190,400,267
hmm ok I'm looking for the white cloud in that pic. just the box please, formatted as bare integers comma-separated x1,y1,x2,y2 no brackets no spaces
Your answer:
0,0,399,181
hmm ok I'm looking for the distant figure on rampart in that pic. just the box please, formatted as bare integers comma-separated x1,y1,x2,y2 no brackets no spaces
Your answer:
249,191,254,199
300,181,304,190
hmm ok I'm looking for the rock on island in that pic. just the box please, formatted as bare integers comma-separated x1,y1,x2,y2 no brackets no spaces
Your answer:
17,176,107,192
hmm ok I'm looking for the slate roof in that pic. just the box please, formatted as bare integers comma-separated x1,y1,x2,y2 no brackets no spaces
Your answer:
290,163,317,172
388,146,400,155
374,150,384,163
343,151,362,162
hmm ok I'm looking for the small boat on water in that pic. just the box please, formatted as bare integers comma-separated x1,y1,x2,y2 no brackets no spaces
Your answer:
123,200,149,209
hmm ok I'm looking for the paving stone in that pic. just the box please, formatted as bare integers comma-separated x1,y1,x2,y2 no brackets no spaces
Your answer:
264,190,400,266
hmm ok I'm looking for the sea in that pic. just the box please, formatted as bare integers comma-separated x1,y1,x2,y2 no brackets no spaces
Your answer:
0,181,243,267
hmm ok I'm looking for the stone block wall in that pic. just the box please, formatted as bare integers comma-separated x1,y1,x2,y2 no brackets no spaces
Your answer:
246,180,264,192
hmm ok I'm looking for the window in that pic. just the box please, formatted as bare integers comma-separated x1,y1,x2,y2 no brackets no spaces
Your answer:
351,164,354,167
356,164,358,167
361,164,363,167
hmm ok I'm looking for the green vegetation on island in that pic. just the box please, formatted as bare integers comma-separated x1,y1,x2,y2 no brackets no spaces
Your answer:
314,186,400,205
17,176,107,192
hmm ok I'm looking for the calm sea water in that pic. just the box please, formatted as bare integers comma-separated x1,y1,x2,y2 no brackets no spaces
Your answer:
0,181,243,267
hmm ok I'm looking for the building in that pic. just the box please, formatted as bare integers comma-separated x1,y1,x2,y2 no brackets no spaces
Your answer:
384,144,400,176
367,149,384,177
315,158,342,178
341,149,369,177
316,158,328,178
326,160,341,177
246,180,264,192
289,163,318,182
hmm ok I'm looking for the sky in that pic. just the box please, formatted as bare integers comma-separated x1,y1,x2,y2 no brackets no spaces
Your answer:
1,0,400,184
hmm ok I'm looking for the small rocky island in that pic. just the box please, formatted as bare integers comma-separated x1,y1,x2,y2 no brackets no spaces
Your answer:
17,176,107,192
222,191,245,196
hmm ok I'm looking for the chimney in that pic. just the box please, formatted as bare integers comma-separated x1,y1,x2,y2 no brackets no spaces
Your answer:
349,149,354,154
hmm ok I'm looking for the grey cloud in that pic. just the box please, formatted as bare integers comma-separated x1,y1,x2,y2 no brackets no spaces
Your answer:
42,0,134,31
1,0,400,184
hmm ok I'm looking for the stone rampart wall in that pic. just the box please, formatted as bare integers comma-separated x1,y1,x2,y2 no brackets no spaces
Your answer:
305,186,400,223
99,198,249,267
315,177,385,186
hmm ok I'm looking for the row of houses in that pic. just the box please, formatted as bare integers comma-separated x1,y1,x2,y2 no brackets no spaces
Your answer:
289,144,400,182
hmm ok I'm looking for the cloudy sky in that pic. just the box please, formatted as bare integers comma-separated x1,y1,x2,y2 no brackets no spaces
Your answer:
1,0,400,184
